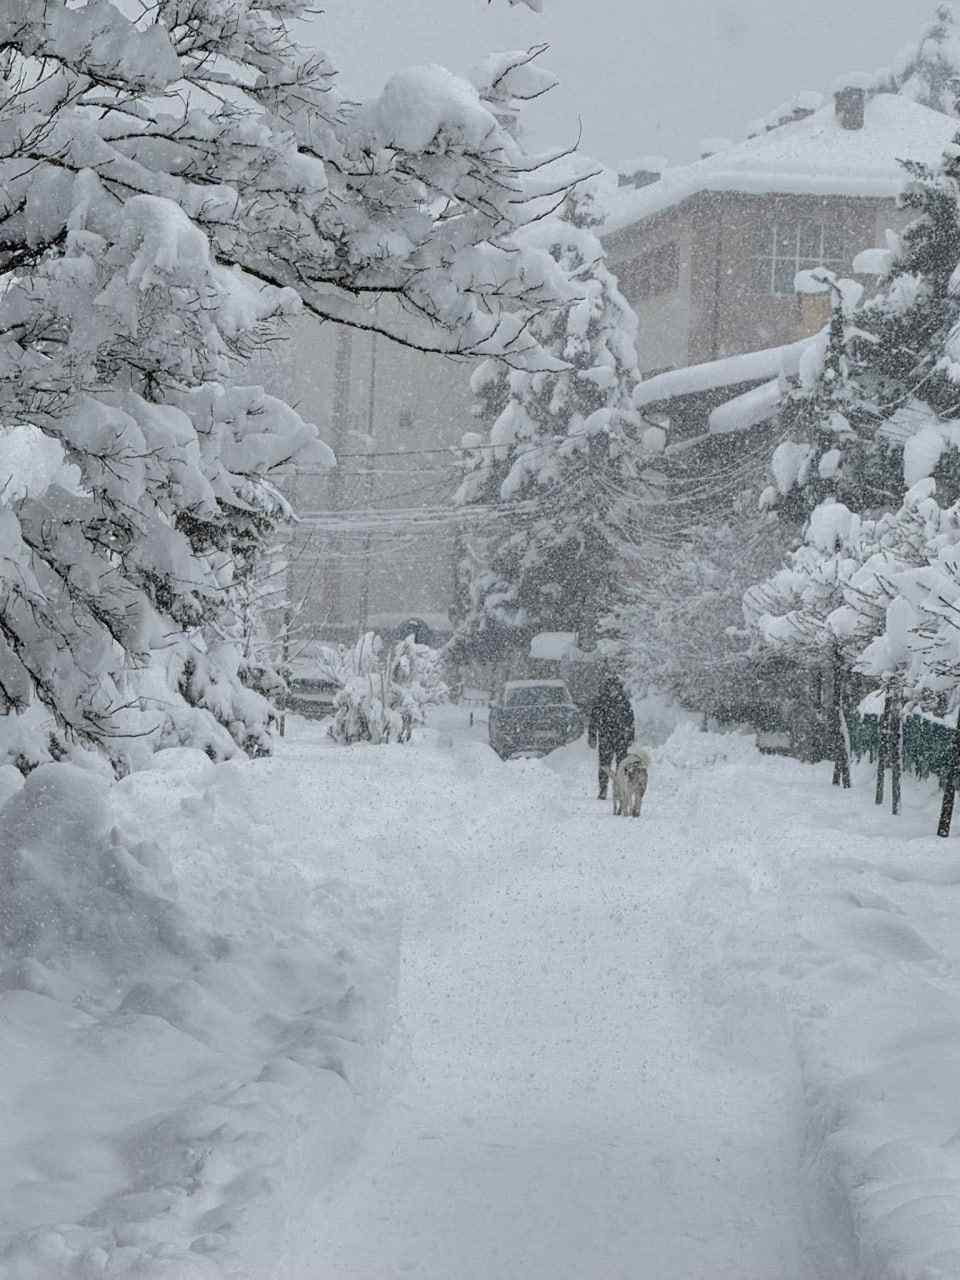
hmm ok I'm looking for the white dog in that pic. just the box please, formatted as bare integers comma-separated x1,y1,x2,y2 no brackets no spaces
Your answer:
612,749,650,817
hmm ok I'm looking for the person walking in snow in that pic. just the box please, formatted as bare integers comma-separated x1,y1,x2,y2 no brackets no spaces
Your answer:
588,674,635,800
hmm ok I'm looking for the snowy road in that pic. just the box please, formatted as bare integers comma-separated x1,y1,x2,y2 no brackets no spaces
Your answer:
8,717,960,1279
10,716,960,1278
300,720,820,1279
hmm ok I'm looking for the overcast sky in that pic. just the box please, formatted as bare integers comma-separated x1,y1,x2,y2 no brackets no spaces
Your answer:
305,0,940,169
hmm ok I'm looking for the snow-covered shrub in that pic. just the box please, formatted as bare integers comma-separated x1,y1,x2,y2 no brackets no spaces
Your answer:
611,505,788,726
325,634,448,745
875,3,960,116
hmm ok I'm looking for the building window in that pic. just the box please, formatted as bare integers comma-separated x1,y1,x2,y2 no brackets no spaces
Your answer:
757,220,848,296
627,242,679,299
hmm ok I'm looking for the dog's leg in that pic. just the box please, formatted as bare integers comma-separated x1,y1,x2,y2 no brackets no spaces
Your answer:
633,775,647,817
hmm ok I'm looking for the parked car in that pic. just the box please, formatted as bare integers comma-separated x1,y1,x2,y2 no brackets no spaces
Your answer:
488,679,584,759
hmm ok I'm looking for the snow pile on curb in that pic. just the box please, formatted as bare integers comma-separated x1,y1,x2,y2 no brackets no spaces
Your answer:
791,832,960,1279
655,721,758,773
0,746,396,1280
658,732,960,1279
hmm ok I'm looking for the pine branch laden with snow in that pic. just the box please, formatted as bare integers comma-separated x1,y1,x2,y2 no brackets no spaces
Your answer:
0,0,580,771
741,123,960,731
762,133,960,526
450,182,664,660
0,3,579,369
745,480,960,730
324,632,448,745
879,2,960,117
608,506,789,721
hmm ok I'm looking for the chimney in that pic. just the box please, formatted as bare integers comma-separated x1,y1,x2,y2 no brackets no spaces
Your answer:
833,73,870,130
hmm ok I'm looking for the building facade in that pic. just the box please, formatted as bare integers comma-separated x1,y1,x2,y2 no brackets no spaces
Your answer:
249,87,959,651
248,315,473,647
603,89,958,377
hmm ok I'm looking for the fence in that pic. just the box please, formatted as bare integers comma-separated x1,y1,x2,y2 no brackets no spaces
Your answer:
847,709,955,785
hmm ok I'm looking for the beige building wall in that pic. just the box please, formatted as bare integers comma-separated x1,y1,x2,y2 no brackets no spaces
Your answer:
606,216,694,374
248,314,474,645
607,191,899,373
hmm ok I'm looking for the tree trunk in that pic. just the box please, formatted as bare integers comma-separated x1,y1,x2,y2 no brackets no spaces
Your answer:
937,707,960,837
830,648,851,789
875,692,888,806
279,605,291,739
890,681,902,817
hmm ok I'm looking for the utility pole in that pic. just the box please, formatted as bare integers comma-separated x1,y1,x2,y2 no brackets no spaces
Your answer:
357,333,378,635
325,327,353,639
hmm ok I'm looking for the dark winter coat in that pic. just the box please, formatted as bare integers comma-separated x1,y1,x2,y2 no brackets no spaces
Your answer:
588,680,635,755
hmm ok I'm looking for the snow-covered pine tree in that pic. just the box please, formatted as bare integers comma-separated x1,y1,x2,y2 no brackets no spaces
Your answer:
451,181,661,660
610,502,788,727
745,500,882,783
762,134,960,525
879,3,960,116
0,1,580,770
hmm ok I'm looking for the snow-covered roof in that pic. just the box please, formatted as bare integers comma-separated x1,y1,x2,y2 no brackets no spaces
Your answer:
605,93,959,235
634,337,815,406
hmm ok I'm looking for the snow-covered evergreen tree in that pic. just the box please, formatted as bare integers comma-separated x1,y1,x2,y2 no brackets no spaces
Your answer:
762,136,960,524
451,181,663,660
611,503,787,723
0,1,581,770
880,4,960,116
745,482,960,786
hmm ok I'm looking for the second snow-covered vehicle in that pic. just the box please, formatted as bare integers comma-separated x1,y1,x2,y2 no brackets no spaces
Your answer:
488,679,584,759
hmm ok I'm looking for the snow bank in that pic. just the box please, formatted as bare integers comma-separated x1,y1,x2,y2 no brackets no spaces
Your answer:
0,742,397,1279
0,717,579,1279
10,710,960,1278
658,735,960,1279
655,721,759,773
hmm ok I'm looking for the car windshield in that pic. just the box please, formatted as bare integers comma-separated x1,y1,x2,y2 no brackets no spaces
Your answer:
505,686,567,706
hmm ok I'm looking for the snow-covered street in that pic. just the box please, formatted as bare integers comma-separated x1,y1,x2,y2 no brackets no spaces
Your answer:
291,711,960,1280
303,716,814,1280
7,713,960,1279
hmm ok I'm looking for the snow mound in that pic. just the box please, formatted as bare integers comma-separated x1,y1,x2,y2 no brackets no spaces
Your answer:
0,765,208,993
661,740,960,1279
0,753,395,1279
656,722,758,773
